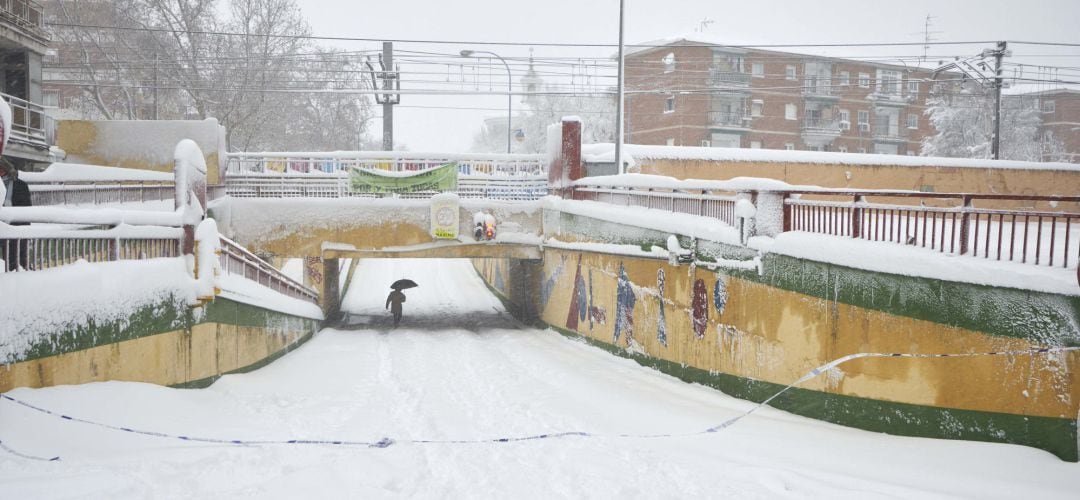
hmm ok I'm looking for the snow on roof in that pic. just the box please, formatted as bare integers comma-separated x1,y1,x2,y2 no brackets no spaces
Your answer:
21,163,175,183
581,143,1080,172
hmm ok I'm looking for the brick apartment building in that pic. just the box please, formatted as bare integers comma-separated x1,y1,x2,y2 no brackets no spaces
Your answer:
1026,88,1080,163
625,36,938,155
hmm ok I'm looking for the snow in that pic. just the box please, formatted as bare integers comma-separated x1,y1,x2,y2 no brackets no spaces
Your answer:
229,151,544,161
217,274,323,321
0,258,194,364
2,258,1078,498
0,222,182,240
0,206,185,226
193,219,221,300
760,232,1080,296
580,143,1080,172
561,115,582,123
280,258,305,284
735,198,757,219
546,238,670,260
544,196,744,247
575,173,801,192
20,164,174,184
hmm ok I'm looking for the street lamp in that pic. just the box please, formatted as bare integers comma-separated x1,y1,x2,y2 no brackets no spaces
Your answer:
461,49,512,154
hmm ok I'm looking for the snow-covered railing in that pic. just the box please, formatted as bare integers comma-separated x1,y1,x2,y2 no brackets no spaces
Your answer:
571,174,1079,272
226,151,546,177
28,182,176,206
1,225,183,272
572,185,739,226
223,173,548,201
218,236,318,304
784,192,1080,269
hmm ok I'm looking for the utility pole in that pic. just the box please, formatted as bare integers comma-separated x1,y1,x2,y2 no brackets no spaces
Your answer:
991,41,1006,160
153,53,159,120
615,0,625,174
366,42,400,151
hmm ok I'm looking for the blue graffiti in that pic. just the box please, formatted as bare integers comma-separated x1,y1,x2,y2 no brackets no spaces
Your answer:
613,263,637,344
713,278,727,315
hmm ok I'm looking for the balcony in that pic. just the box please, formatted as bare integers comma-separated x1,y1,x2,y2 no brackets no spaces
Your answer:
708,111,751,131
0,0,47,42
3,92,53,151
873,128,908,143
707,68,751,89
803,78,839,101
801,117,842,141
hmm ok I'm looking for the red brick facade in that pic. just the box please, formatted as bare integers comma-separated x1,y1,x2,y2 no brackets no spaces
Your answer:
625,41,934,155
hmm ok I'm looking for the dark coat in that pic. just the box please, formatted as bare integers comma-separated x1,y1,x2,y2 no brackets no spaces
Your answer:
6,177,31,225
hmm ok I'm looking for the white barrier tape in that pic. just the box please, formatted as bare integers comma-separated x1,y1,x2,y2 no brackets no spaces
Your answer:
2,345,1077,461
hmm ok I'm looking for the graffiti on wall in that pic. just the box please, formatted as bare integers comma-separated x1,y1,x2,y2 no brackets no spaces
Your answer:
692,279,709,339
713,278,728,315
539,255,567,311
566,257,587,330
657,269,668,347
613,262,637,345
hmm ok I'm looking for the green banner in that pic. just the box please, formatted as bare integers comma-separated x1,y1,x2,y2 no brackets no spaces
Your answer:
348,162,459,193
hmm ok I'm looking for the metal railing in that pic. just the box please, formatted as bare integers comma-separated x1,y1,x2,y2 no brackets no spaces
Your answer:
29,182,175,206
2,92,52,149
1,231,183,272
784,192,1080,268
708,111,750,128
802,117,842,133
708,69,751,87
872,128,908,142
226,153,546,177
223,173,548,201
219,236,319,304
0,0,44,31
572,186,739,226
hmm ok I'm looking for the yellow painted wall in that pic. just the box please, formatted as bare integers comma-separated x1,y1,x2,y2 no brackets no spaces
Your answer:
639,159,1080,211
478,250,1079,420
56,119,226,184
0,321,308,391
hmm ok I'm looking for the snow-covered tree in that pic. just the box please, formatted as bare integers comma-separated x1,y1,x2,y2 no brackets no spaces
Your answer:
922,84,1042,161
471,89,615,154
44,0,373,151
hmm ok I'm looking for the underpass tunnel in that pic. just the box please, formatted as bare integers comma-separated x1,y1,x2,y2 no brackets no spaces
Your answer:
337,258,540,332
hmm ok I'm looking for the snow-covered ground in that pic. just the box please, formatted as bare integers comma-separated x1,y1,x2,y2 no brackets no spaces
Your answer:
2,259,1078,498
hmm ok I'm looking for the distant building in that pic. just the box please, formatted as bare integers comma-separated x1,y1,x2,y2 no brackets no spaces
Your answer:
625,36,936,155
1021,88,1080,163
0,0,53,166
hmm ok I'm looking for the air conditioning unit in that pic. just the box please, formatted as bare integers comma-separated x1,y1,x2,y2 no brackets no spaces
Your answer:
840,120,851,131
858,123,870,132
700,140,711,147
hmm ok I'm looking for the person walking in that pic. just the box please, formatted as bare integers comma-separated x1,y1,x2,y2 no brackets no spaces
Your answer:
385,289,407,327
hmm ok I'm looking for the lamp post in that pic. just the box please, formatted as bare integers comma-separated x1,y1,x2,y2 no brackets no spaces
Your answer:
461,49,512,154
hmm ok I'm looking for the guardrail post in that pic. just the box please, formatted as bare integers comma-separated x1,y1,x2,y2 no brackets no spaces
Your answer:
782,192,792,232
959,195,973,255
851,195,864,239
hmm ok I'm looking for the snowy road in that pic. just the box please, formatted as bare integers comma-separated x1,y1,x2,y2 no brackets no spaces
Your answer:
2,259,1079,499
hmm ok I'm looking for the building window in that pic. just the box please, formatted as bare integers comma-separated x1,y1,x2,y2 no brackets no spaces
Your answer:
751,100,764,117
858,73,870,88
664,96,675,113
785,103,797,120
1043,100,1056,113
666,138,675,146
839,71,850,86
662,53,675,73
839,109,850,130
750,141,762,149
907,80,919,95
784,143,795,151
906,114,918,129
752,62,764,77
857,110,870,128
785,65,797,80
838,145,848,153
878,70,901,95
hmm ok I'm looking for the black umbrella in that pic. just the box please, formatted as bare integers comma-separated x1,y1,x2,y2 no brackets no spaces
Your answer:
391,278,418,290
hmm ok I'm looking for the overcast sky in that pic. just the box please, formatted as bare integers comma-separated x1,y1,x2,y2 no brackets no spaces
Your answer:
295,0,1080,152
